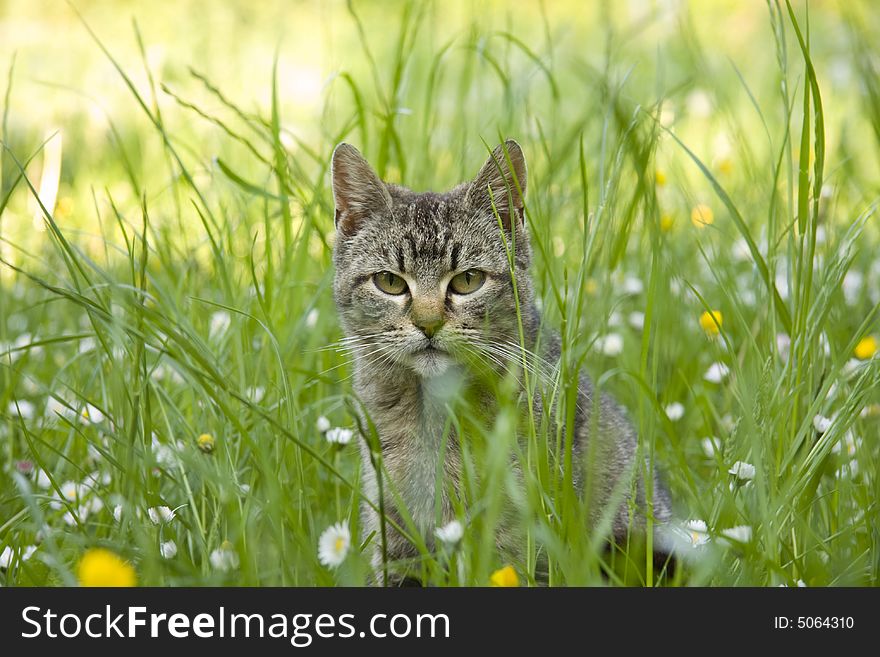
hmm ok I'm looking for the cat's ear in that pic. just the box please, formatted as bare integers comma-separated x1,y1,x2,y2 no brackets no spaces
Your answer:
331,143,392,237
466,140,527,230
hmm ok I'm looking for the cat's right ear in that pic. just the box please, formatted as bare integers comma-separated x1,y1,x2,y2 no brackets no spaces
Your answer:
465,140,527,231
331,143,391,237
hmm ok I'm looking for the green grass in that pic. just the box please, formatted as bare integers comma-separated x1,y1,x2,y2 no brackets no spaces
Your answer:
1,0,878,586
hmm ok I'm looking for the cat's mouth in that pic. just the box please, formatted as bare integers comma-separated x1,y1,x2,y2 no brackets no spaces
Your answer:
407,342,454,377
415,340,452,358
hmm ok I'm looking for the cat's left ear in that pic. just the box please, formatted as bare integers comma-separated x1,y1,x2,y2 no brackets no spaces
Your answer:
331,143,392,237
465,140,527,230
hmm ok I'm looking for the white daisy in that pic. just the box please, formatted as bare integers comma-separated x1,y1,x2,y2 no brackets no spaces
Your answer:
0,545,37,569
208,311,231,340
44,397,71,420
859,403,879,418
148,506,176,524
113,505,123,522
844,359,865,378
739,289,757,306
659,103,675,127
59,480,78,501
827,383,840,402
776,333,791,361
595,333,624,357
732,237,751,262
703,362,729,383
819,332,831,357
8,400,35,420
684,519,710,547
832,431,860,457
728,461,755,481
209,542,240,571
57,480,84,505
160,540,178,559
664,402,685,421
775,272,790,300
81,404,104,424
628,311,645,330
842,270,863,305
622,276,644,295
64,504,93,526
316,416,331,433
812,414,832,433
325,427,353,445
686,89,712,117
836,460,859,479
720,414,736,432
702,436,721,458
91,470,112,487
151,362,186,385
318,522,351,568
0,546,13,569
151,435,178,468
306,308,320,328
721,525,752,543
434,520,464,546
35,470,51,489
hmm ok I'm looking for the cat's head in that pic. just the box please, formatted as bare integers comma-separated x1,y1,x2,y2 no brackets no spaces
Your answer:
331,141,534,378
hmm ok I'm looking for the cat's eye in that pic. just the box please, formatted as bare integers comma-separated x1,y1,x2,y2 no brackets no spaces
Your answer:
449,269,486,295
373,271,408,295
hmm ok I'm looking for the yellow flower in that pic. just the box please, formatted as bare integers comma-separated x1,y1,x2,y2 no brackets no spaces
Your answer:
585,278,598,296
490,565,519,587
691,204,714,228
660,213,674,233
699,310,723,336
655,169,667,186
56,196,74,219
197,433,215,453
854,336,878,360
717,158,733,175
77,548,137,587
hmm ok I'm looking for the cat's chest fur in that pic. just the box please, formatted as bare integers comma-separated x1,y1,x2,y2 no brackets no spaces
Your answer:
355,368,460,535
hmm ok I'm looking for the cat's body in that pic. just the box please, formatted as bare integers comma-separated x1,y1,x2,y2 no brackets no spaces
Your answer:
331,141,672,582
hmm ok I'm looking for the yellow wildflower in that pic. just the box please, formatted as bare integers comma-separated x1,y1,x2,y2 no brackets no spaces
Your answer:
55,196,74,219
655,169,667,186
699,310,723,336
854,336,877,360
490,565,519,587
691,204,714,228
197,433,216,453
660,213,674,232
77,548,137,587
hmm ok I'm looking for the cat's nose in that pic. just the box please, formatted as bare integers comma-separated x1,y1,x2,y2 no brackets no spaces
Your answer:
414,317,444,338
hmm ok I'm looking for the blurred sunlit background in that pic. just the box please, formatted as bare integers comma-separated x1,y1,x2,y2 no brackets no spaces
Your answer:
1,0,879,586
3,0,878,259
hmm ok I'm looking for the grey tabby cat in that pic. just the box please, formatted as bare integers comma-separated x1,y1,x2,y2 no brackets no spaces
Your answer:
331,140,673,583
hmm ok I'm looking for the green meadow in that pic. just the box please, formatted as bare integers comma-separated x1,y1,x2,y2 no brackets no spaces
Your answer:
1,0,878,586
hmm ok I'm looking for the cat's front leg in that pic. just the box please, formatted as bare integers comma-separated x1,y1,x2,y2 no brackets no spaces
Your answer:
363,504,424,586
